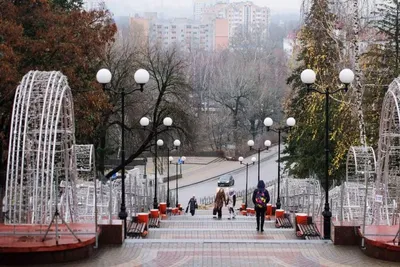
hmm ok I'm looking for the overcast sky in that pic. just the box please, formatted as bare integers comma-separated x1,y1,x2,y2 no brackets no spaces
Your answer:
104,0,302,17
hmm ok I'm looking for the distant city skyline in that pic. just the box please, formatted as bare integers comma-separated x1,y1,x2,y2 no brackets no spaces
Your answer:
104,0,302,18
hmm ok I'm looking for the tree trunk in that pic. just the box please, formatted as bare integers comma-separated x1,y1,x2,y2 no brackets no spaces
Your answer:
353,0,367,146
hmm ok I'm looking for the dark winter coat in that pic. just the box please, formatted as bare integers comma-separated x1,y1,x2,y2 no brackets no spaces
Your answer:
188,197,197,211
252,180,270,208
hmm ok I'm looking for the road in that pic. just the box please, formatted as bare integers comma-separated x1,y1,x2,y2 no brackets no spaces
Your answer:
176,149,282,204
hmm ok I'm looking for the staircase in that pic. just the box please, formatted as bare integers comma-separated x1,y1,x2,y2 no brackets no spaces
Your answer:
126,209,329,244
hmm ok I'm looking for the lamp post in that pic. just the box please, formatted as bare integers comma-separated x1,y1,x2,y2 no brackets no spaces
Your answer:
140,116,173,209
247,139,270,182
96,68,149,239
170,156,186,207
238,156,256,208
263,117,296,209
300,68,354,240
164,139,181,207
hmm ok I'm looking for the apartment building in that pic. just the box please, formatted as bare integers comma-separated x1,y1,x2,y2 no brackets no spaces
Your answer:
130,16,225,51
201,1,270,41
149,18,215,51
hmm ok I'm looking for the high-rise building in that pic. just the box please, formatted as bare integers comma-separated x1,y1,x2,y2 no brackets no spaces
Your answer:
201,1,270,43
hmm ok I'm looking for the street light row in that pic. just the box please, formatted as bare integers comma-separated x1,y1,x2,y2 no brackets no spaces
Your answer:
97,65,355,241
239,116,296,210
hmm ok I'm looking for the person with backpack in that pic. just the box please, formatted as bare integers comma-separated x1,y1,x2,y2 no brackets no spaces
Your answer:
252,180,270,232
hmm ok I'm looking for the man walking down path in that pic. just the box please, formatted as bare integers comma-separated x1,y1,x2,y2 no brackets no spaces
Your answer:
252,180,270,232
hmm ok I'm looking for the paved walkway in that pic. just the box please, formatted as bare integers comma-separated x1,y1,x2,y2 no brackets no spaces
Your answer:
32,242,397,267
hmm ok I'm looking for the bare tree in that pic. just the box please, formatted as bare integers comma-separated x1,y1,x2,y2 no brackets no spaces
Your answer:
104,44,195,179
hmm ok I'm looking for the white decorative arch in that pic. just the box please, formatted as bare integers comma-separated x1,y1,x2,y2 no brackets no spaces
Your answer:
373,77,400,225
5,71,77,224
338,146,377,222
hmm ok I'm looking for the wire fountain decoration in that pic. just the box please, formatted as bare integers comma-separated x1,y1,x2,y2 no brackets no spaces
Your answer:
5,71,78,225
4,71,164,230
372,78,400,226
329,146,376,223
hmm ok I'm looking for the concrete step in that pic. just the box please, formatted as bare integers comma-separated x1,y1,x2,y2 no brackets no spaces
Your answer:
160,221,276,229
166,214,268,221
146,230,297,240
126,238,330,244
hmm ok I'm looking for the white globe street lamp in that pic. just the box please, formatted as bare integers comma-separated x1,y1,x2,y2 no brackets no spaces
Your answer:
173,139,181,147
140,117,150,127
134,69,150,86
247,140,255,148
264,117,273,127
264,140,271,147
157,139,164,147
286,117,296,127
300,69,316,85
163,117,173,127
96,68,112,84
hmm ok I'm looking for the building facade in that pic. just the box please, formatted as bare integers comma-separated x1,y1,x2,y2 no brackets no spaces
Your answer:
131,15,229,51
201,1,270,43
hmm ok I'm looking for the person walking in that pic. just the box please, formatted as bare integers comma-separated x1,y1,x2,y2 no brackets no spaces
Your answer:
226,188,236,220
252,180,270,232
187,194,198,216
213,188,226,219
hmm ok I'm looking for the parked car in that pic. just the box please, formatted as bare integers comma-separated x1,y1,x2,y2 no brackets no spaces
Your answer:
217,174,234,187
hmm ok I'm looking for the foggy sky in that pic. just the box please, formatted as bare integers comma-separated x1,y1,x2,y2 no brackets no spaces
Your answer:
104,0,302,17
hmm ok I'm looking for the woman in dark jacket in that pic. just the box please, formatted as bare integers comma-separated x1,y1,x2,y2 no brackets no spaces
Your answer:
252,180,270,232
187,195,198,216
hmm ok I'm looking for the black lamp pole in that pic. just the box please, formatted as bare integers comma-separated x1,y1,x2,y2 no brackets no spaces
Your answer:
306,87,333,240
265,117,295,210
119,89,128,238
97,68,149,239
303,70,352,240
239,158,255,209
245,163,249,208
153,131,158,209
140,118,173,210
306,87,334,240
257,148,261,181
277,129,282,209
266,127,290,210
167,148,170,207
119,85,146,238
175,162,179,207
